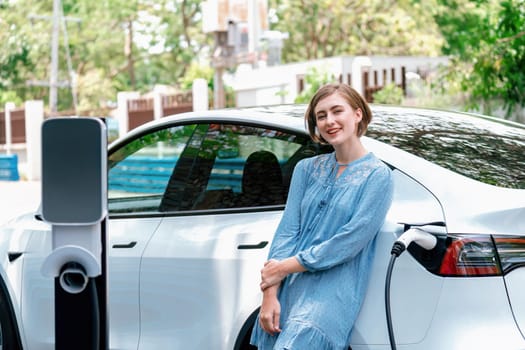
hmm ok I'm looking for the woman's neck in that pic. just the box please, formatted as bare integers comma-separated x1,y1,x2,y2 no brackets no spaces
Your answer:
333,141,367,165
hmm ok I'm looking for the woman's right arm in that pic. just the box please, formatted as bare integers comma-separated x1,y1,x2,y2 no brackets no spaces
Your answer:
266,159,308,260
258,160,309,335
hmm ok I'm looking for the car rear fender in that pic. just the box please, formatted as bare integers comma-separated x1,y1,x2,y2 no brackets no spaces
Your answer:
504,265,525,341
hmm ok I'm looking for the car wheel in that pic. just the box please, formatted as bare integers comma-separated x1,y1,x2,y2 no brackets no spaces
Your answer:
235,310,258,350
0,282,22,350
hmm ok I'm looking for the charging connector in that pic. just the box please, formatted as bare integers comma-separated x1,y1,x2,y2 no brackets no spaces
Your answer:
396,228,437,251
385,228,438,350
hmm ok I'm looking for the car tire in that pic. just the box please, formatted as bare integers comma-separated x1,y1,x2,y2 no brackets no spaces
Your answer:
0,280,22,350
234,310,258,350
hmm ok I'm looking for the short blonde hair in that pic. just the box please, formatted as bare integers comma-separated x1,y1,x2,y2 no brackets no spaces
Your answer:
305,83,372,143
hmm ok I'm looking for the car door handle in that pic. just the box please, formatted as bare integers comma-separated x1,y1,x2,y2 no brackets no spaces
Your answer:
112,241,137,249
237,241,269,250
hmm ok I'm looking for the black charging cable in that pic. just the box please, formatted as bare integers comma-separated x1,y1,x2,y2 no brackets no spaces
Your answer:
384,226,440,350
88,278,100,350
385,241,406,350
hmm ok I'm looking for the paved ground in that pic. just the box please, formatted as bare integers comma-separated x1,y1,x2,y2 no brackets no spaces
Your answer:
0,180,41,225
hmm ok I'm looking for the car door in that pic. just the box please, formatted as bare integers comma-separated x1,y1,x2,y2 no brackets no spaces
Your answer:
106,126,194,349
137,122,330,349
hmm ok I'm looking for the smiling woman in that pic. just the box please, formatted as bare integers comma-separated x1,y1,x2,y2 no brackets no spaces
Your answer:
250,83,394,350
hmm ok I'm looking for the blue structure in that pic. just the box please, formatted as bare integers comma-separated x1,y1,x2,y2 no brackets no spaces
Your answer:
0,154,20,181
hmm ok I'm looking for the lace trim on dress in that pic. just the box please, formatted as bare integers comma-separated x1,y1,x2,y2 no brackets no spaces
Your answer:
311,153,379,188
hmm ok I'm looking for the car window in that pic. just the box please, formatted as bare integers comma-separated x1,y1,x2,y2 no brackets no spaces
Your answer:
108,122,331,215
108,124,195,214
192,125,304,210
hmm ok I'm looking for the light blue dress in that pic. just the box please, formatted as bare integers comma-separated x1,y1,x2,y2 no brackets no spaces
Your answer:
250,152,394,350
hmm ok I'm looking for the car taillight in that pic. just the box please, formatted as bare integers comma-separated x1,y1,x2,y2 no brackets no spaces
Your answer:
438,235,525,277
493,236,525,274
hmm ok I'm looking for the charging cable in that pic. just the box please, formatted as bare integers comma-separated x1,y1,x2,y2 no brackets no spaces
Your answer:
385,228,437,350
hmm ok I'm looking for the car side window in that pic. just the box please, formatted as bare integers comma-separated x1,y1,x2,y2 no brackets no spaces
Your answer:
108,122,332,215
191,125,304,210
107,124,195,214
159,123,314,211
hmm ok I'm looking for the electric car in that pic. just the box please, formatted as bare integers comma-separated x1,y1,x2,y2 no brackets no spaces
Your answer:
0,104,524,349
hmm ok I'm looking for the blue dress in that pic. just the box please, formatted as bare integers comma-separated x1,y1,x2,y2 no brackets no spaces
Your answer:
250,152,394,350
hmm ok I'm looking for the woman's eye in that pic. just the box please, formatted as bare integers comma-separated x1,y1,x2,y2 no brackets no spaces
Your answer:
317,115,326,120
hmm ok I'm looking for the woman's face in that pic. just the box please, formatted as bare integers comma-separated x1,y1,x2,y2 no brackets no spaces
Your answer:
314,92,362,147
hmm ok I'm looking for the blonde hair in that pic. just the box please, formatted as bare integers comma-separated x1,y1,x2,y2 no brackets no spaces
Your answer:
305,83,372,143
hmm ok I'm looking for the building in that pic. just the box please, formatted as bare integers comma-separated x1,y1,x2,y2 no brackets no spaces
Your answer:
231,55,449,107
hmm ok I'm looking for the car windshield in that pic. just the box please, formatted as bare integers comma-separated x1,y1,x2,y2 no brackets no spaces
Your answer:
367,107,525,189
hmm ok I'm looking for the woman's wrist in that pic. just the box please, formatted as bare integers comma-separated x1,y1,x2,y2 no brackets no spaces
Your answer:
282,256,306,275
263,284,279,297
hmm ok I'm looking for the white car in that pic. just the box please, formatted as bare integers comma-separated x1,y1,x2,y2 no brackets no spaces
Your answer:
0,104,524,349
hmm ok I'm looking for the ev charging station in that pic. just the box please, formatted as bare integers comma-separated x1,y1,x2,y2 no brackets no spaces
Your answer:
40,117,109,350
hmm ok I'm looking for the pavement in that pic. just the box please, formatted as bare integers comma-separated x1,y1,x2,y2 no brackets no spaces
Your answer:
0,180,41,225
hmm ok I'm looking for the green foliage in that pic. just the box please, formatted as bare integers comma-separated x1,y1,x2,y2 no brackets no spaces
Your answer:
294,67,337,103
434,0,525,116
179,63,214,91
0,0,206,114
0,91,23,106
269,0,443,62
77,69,116,115
0,0,522,119
373,83,404,105
0,2,37,102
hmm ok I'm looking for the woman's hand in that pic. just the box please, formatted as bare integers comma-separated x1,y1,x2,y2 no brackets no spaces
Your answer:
260,259,287,290
260,257,306,291
259,285,281,336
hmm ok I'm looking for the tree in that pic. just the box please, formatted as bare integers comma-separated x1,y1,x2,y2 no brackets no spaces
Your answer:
0,1,46,105
434,0,525,117
0,0,208,114
133,0,210,89
268,0,443,62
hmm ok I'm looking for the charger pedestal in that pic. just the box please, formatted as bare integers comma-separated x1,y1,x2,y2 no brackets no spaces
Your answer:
40,118,108,350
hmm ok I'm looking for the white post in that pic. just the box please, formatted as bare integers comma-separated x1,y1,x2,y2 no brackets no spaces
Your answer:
25,100,44,181
153,91,165,157
153,91,163,120
4,102,15,155
351,56,372,97
192,79,209,112
247,0,257,54
116,91,139,138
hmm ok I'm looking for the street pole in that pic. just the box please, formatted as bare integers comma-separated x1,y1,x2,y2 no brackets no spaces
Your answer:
27,0,80,116
49,0,60,115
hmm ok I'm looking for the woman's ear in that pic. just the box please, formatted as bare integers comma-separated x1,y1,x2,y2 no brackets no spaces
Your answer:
354,108,363,123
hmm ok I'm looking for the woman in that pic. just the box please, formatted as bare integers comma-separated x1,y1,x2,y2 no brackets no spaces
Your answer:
250,83,394,349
